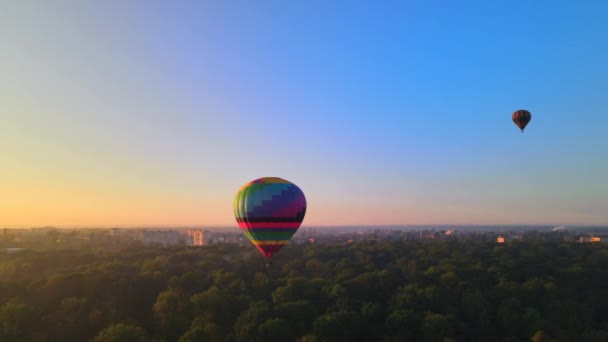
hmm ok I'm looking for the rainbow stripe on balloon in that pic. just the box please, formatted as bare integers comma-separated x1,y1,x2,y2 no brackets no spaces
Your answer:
234,177,307,259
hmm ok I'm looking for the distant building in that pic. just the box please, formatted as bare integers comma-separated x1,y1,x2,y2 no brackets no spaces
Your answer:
595,234,608,243
2,248,25,253
137,230,184,246
208,232,244,245
186,230,207,246
497,236,505,244
563,235,577,242
186,230,245,246
579,235,601,243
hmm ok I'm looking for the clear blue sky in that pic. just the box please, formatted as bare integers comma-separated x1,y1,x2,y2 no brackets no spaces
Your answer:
1,1,607,226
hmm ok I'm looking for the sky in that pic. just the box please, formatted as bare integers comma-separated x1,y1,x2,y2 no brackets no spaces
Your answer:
1,1,607,227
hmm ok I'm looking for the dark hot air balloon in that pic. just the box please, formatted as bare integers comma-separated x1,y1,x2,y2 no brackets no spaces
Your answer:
234,177,307,262
512,109,532,133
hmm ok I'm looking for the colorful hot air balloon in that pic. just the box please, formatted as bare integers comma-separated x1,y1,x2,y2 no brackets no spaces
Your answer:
512,109,532,133
234,177,307,261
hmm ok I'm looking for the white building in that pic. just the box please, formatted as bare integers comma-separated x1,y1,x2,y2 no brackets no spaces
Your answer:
186,230,207,246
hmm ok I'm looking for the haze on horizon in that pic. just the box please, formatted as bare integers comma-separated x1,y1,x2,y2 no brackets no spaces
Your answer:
1,1,607,227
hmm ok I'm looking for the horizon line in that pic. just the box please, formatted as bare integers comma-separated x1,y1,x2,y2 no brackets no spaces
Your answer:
2,223,606,229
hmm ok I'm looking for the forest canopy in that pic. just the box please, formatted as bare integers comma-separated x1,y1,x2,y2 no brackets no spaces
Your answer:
1,238,607,341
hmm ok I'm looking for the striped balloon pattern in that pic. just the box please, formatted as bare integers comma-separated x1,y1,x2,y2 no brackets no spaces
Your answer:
234,177,307,259
512,109,532,133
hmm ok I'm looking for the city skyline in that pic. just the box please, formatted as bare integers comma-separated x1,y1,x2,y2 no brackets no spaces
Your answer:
2,1,607,227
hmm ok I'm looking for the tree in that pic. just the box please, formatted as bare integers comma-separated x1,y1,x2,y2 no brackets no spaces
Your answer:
153,289,191,341
179,327,212,342
257,318,295,342
0,298,37,341
274,300,317,338
420,313,454,342
233,301,272,342
385,309,416,341
191,286,250,334
92,323,147,342
187,316,223,342
45,297,92,341
530,330,550,342
312,311,365,341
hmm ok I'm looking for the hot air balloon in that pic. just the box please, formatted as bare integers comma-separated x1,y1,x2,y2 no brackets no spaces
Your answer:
234,177,307,262
512,109,532,133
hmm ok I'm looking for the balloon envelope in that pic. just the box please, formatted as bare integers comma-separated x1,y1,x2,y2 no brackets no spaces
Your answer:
234,177,307,259
512,109,532,132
